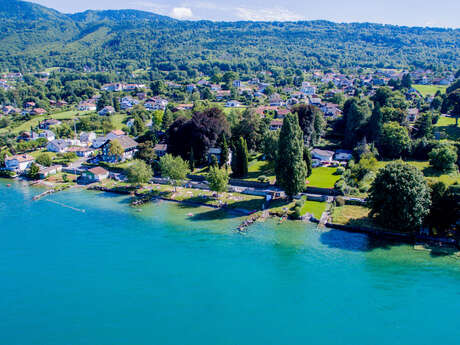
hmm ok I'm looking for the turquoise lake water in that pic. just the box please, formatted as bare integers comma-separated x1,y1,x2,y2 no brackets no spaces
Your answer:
1,179,460,345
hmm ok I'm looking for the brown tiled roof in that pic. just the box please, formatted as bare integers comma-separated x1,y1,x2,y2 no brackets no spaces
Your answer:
88,167,108,175
112,135,138,150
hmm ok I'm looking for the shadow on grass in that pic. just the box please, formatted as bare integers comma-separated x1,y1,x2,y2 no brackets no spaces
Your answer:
436,125,460,141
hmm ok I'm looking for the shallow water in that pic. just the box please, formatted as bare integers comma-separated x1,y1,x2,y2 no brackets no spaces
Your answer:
1,179,459,345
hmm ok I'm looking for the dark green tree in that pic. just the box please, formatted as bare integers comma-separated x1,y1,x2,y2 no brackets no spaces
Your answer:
231,137,248,178
27,163,40,180
303,146,313,178
275,114,307,198
218,135,229,168
428,143,458,172
368,162,431,232
378,122,411,158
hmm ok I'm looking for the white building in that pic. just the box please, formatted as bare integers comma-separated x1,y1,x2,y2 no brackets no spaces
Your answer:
4,154,35,173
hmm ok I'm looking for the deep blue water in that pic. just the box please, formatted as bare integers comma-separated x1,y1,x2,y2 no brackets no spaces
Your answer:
1,179,460,345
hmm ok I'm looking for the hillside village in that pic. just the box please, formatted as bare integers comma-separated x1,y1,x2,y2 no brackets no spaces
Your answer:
1,65,460,237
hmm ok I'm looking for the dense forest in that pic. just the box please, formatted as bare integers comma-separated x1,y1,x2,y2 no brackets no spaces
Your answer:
0,0,459,75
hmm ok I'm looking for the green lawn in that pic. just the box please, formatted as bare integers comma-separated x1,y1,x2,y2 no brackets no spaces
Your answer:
435,116,457,127
376,160,460,186
245,159,276,182
331,205,372,226
413,84,448,97
0,110,92,135
307,167,340,189
300,200,328,219
434,116,460,141
111,114,128,130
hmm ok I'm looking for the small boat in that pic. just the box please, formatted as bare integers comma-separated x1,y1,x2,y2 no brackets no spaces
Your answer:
6,184,11,187
188,213,194,217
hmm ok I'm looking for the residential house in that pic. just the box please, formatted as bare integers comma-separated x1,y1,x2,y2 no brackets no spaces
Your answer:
215,90,231,100
269,94,284,107
46,139,70,153
24,101,36,108
186,84,196,93
175,104,194,111
145,98,168,111
81,167,110,183
334,149,353,161
101,83,123,92
225,100,241,108
207,147,231,165
123,84,145,91
301,82,316,95
39,130,56,142
407,108,419,122
39,165,62,179
98,106,115,116
92,136,108,149
2,106,20,115
4,154,35,173
100,135,138,162
31,108,47,116
269,119,283,131
321,103,342,118
79,132,96,145
78,102,97,111
233,80,242,88
67,147,94,157
154,144,168,158
107,130,125,139
17,131,39,141
137,92,147,100
39,119,61,130
311,149,335,163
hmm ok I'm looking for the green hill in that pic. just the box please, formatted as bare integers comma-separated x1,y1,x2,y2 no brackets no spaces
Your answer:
0,0,458,74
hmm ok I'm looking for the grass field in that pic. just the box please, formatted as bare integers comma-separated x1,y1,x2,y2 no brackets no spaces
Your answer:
331,205,371,226
300,200,328,219
413,84,448,97
434,116,460,141
307,167,340,189
0,110,92,135
111,114,128,130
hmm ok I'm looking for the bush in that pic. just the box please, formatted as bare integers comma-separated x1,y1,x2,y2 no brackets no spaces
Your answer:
36,153,52,167
335,196,345,207
257,175,269,183
293,206,302,219
335,166,345,175
428,144,458,172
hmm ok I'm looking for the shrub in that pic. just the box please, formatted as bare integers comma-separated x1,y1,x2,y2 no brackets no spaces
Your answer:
335,196,345,207
257,175,269,183
335,166,345,175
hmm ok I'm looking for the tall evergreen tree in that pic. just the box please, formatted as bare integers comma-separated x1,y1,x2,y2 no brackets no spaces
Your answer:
303,146,313,178
275,114,307,198
189,146,195,171
219,135,229,168
368,103,383,142
232,137,248,178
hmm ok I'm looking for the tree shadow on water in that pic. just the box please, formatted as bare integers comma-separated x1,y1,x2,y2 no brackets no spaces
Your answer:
320,229,408,252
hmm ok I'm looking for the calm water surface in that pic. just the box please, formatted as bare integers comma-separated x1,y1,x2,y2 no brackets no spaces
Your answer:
1,179,460,345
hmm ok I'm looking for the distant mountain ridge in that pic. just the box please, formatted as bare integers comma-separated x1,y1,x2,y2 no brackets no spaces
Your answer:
0,0,458,73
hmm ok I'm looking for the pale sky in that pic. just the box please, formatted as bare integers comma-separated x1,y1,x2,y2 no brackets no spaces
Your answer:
31,0,460,28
